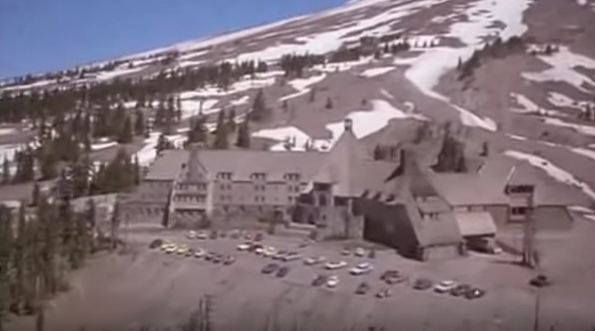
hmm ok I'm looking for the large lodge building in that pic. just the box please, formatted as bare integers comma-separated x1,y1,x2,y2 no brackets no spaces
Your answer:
122,118,577,261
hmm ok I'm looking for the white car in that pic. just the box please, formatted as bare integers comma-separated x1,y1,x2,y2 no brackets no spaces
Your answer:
350,262,374,275
325,261,348,270
196,231,209,240
327,275,340,288
283,253,302,261
193,248,206,258
165,245,177,254
237,243,251,251
304,256,326,265
262,247,278,257
434,280,457,293
355,247,366,257
187,230,197,239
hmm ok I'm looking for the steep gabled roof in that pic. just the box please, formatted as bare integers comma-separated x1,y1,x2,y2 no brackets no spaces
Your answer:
310,118,370,197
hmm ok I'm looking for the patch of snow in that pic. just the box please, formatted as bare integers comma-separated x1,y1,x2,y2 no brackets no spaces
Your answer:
522,46,595,93
510,93,567,117
547,92,583,110
569,205,594,213
279,74,327,101
392,0,532,132
380,89,394,100
179,99,220,119
506,134,528,141
0,79,56,92
234,0,448,64
91,141,118,151
178,60,204,68
504,150,595,199
0,128,16,136
359,67,396,78
95,66,146,81
569,147,595,161
135,132,186,166
252,126,313,152
577,0,588,5
178,50,209,61
585,214,595,222
313,57,374,73
181,76,277,99
326,99,427,145
230,95,250,106
542,117,595,136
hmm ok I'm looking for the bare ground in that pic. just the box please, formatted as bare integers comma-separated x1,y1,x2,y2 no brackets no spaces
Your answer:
5,219,595,331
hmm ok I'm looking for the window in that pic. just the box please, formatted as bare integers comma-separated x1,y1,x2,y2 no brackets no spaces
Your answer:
511,207,528,215
506,185,534,194
284,173,301,181
251,172,266,180
319,194,327,207
217,172,233,180
223,205,229,213
334,197,347,206
220,195,226,201
220,184,226,190
288,196,293,203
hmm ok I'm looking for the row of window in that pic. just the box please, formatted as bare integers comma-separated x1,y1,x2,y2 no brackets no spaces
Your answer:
216,172,301,181
219,184,302,192
218,195,295,203
175,194,206,203
178,183,207,190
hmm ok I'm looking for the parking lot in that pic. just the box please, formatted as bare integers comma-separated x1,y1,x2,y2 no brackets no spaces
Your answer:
8,224,595,331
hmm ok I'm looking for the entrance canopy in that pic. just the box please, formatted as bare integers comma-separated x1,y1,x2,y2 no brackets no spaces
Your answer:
455,211,497,237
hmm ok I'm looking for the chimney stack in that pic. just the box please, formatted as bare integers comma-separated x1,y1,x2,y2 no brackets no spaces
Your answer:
344,117,353,132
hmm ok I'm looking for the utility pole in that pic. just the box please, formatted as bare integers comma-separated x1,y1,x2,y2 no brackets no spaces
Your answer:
533,289,541,331
521,185,536,268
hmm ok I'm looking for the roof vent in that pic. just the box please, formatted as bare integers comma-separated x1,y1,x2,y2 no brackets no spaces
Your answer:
344,118,353,132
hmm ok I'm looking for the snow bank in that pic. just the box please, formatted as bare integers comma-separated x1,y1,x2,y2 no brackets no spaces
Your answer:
504,150,595,199
252,127,313,152
522,46,595,93
542,117,595,136
506,134,528,141
380,89,395,99
230,95,250,106
95,66,146,81
547,92,583,109
313,57,374,73
359,67,396,78
279,74,327,101
91,141,118,151
510,93,566,116
569,147,595,161
0,128,16,136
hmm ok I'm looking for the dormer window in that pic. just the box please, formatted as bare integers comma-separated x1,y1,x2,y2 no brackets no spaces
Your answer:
250,172,266,180
284,173,300,181
217,172,233,180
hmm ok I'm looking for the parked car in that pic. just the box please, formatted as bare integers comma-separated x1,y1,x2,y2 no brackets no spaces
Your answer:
529,275,551,288
165,245,177,254
355,247,366,257
376,288,391,299
254,232,264,241
149,239,163,249
434,280,457,294
304,256,326,266
413,278,433,291
326,275,340,288
223,255,235,265
273,250,289,260
341,248,351,256
230,230,241,239
250,244,264,252
283,252,302,262
244,232,253,240
312,275,328,287
276,266,290,278
205,252,216,261
209,231,218,239
219,231,227,238
196,231,208,240
212,254,223,264
464,288,486,300
193,249,206,258
262,263,280,274
450,284,472,297
367,249,376,259
187,231,197,239
350,262,374,275
185,248,195,257
262,246,278,257
176,246,189,255
325,261,348,270
380,270,399,281
468,238,502,254
385,273,408,285
355,282,370,295
237,243,252,251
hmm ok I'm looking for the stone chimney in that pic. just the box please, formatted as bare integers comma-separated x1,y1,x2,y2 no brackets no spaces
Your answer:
344,117,353,132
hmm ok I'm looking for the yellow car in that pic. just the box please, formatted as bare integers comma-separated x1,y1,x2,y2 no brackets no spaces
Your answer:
176,246,189,255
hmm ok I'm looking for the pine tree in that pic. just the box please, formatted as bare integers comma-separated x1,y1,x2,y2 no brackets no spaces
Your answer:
1,157,9,185
213,110,229,149
309,88,316,103
480,141,489,157
117,116,133,144
249,89,268,122
325,97,333,109
13,203,27,314
226,107,237,134
235,120,251,148
39,149,58,180
134,110,146,136
31,181,41,206
156,134,173,156
0,206,13,331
